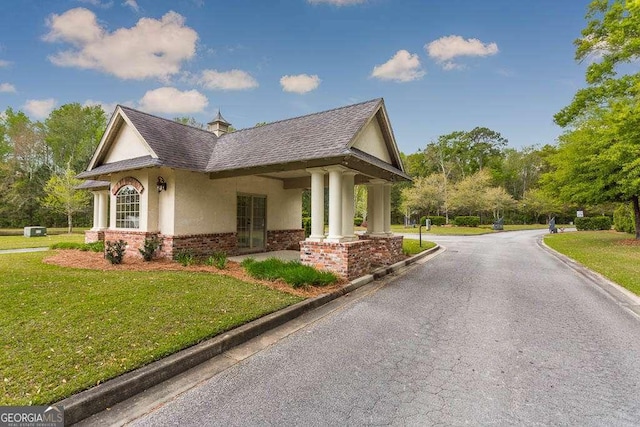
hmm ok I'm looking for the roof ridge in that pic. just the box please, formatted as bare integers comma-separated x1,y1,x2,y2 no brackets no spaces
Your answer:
117,104,218,137
220,98,383,138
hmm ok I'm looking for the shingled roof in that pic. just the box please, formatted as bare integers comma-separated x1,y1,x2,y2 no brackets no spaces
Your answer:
79,98,409,181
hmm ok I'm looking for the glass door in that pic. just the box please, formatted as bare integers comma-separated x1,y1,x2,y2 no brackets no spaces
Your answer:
237,194,266,251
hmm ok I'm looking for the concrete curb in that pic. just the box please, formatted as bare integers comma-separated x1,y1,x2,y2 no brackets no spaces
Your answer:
59,244,441,425
538,237,640,317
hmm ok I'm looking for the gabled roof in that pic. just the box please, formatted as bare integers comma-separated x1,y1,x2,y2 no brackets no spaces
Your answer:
79,98,409,181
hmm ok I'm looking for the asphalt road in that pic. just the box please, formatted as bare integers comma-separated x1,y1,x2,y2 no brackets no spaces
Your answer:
131,230,640,426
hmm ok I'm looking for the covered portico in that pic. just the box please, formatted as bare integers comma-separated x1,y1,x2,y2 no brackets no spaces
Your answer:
306,166,392,242
300,164,403,280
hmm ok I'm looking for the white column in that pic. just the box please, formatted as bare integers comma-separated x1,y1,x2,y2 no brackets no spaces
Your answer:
383,183,392,235
98,191,109,230
341,171,357,241
326,166,344,242
371,179,386,236
366,184,374,235
91,192,100,231
307,168,325,241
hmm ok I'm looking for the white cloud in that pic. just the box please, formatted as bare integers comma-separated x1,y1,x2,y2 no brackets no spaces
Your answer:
371,50,425,82
197,69,258,90
308,0,366,5
123,0,140,12
138,87,208,114
280,74,321,94
77,0,113,8
0,83,16,93
44,8,198,80
24,99,57,119
0,60,9,68
426,35,498,70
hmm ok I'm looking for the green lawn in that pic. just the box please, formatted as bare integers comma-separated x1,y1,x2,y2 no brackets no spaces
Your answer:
389,223,566,236
545,231,640,295
403,238,437,255
390,224,492,235
0,251,302,405
0,227,88,236
0,234,85,250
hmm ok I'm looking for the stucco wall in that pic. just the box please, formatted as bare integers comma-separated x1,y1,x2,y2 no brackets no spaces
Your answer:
173,171,302,236
106,169,301,236
351,118,392,163
103,123,150,164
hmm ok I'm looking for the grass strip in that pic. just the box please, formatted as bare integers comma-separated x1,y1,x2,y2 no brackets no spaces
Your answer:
545,231,640,295
242,258,338,288
402,239,437,255
0,234,86,250
0,252,302,405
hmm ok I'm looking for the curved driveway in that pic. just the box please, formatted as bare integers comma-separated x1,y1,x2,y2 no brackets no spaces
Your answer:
132,230,640,426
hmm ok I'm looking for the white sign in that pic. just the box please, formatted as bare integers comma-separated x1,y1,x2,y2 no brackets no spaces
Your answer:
576,210,584,218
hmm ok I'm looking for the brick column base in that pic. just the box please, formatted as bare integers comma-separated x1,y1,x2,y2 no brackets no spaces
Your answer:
359,234,404,266
300,240,372,281
84,230,105,244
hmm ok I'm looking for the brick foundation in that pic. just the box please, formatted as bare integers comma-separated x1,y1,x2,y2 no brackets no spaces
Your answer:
300,235,404,280
359,234,405,266
104,230,157,258
102,229,311,260
85,230,105,244
160,232,238,259
267,229,305,251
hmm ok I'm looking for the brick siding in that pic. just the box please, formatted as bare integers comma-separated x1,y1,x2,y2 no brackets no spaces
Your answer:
267,229,305,251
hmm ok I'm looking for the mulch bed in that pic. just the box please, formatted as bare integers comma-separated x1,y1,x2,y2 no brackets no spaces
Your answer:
617,239,640,247
43,250,344,298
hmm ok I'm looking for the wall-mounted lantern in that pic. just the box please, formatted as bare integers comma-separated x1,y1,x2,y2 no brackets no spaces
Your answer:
156,176,167,192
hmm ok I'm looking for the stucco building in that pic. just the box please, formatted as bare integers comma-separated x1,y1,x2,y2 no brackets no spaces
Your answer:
78,98,410,279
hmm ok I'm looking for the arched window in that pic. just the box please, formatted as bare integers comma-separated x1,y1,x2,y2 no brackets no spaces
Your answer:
115,185,140,229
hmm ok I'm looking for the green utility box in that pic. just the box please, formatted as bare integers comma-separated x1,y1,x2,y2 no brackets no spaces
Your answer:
24,226,47,237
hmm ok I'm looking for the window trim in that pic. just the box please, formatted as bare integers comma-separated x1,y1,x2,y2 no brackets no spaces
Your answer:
115,185,140,229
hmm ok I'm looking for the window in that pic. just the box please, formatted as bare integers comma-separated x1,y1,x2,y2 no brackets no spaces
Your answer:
115,185,140,229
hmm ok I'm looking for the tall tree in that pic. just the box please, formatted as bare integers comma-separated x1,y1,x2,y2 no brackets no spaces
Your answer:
42,166,91,233
174,116,205,129
45,103,106,173
552,0,640,239
401,174,446,219
1,108,51,225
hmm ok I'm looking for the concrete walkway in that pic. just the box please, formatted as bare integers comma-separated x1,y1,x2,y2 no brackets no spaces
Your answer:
0,247,49,254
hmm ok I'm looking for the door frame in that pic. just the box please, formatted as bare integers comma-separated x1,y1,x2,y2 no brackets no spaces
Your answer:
236,193,267,252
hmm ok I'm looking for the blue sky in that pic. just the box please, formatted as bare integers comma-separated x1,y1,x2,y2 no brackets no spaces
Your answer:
0,0,592,154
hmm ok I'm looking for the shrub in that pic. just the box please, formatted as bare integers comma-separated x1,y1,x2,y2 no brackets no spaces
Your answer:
354,217,363,226
138,236,162,261
453,216,481,227
420,216,446,226
205,251,227,269
575,216,612,231
614,203,636,234
50,241,104,252
242,257,337,288
302,217,311,238
105,240,126,265
174,250,196,266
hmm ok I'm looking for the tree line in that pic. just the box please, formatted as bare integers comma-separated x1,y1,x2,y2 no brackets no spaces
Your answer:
0,104,106,229
399,0,639,239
